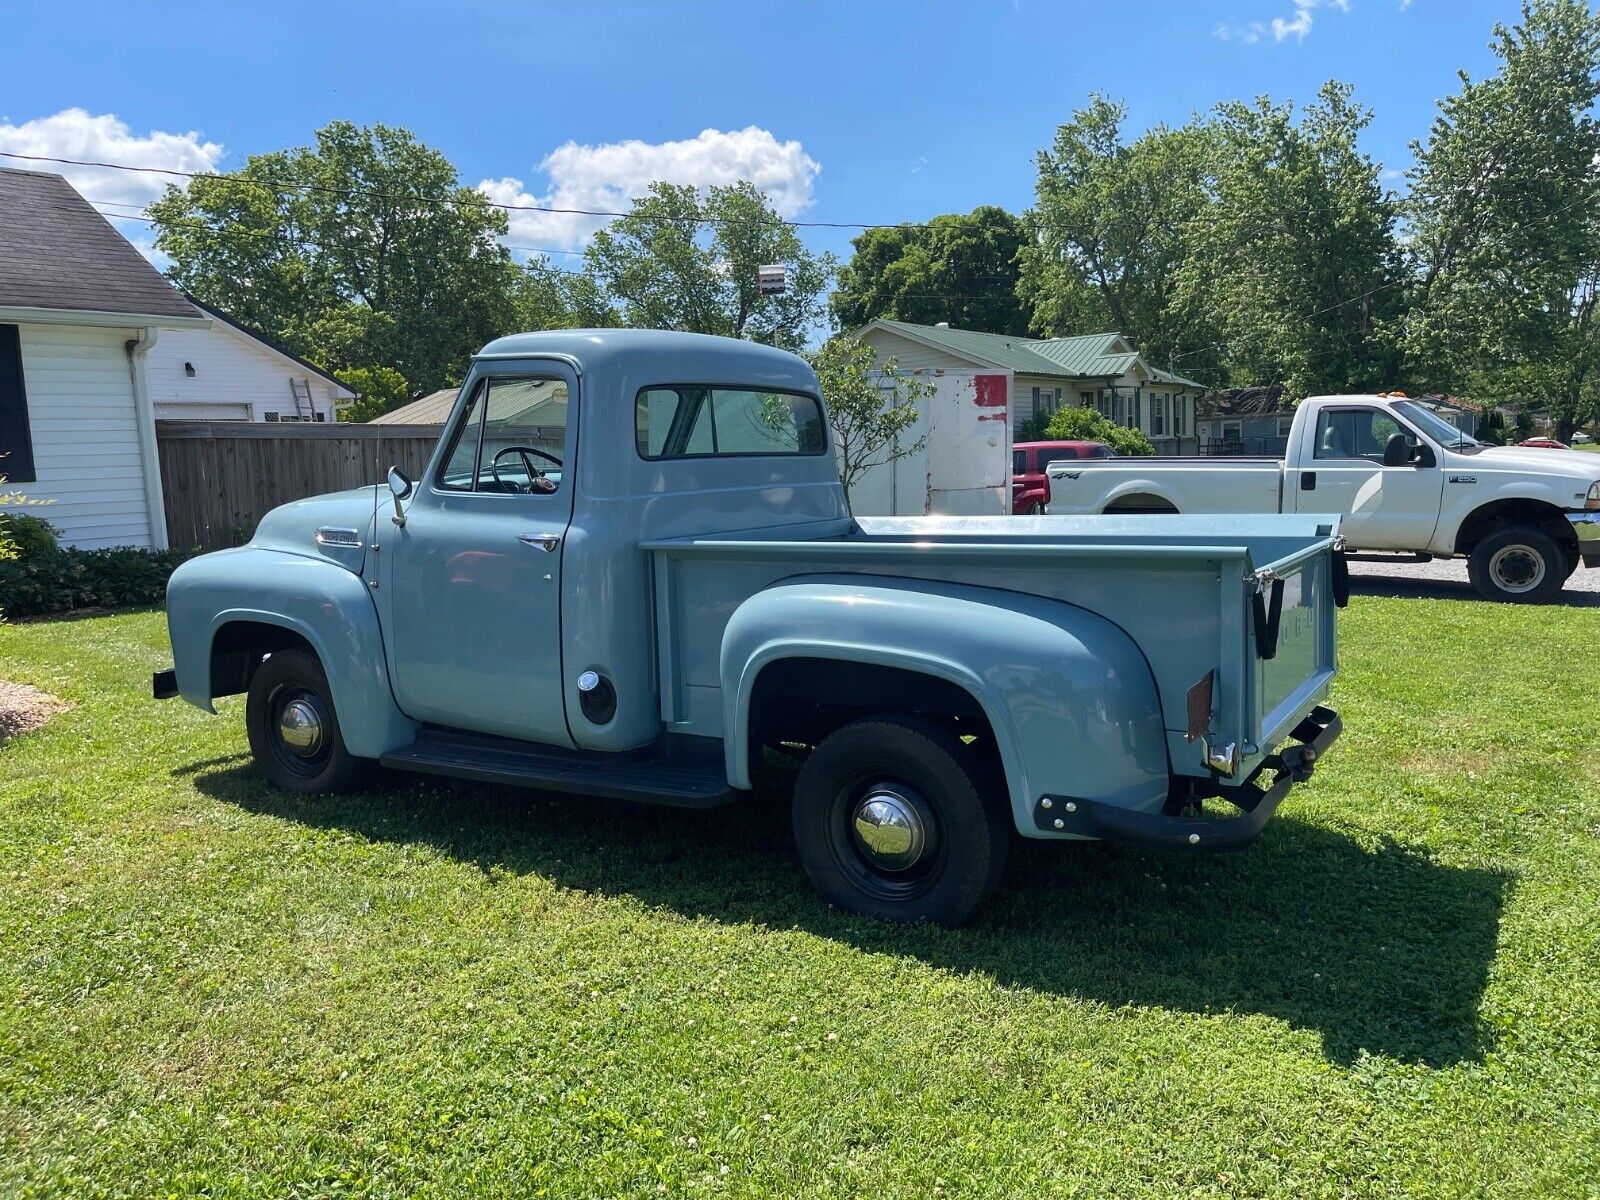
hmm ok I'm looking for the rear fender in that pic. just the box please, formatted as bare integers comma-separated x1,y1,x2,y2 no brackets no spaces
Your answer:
1097,479,1183,512
165,547,415,758
721,575,1171,836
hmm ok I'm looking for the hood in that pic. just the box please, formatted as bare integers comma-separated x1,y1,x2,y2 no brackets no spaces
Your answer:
250,485,383,575
1471,445,1600,481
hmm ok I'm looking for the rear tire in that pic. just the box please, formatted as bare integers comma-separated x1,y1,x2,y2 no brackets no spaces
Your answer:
246,648,374,794
791,715,1009,925
1467,527,1567,603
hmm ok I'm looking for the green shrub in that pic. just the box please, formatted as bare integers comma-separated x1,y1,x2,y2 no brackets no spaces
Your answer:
0,545,192,619
1015,410,1052,442
1043,406,1156,456
2,513,61,560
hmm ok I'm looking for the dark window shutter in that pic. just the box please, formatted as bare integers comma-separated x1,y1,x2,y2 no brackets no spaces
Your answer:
0,324,36,484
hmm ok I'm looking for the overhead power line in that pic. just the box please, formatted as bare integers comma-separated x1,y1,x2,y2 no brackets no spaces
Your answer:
2,149,914,231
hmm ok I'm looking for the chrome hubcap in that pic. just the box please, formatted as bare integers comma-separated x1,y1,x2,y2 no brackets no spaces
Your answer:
1489,545,1545,593
851,788,929,872
278,698,325,757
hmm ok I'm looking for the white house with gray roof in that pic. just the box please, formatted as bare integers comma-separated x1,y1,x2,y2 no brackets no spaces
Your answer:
0,166,211,549
852,319,1208,455
0,167,359,549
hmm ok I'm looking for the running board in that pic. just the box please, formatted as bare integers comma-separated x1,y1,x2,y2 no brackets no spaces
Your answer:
1344,551,1433,564
380,728,736,808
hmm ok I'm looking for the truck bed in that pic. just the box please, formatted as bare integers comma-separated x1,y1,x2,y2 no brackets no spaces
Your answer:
1045,457,1286,516
645,514,1340,784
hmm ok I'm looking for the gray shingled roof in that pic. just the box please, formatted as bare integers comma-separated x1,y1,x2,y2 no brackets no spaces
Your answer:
0,167,200,320
368,387,461,424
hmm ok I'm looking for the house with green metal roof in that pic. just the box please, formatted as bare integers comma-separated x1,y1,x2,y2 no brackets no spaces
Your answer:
852,319,1209,454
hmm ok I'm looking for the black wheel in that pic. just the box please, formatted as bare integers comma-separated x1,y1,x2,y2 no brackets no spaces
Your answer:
1467,527,1567,603
245,648,373,794
791,715,1009,925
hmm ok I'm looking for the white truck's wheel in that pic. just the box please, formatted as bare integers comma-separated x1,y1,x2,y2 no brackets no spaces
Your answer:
1467,527,1567,603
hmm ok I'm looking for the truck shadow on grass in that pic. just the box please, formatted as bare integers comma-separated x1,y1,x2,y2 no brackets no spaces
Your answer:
191,762,1508,1069
1348,574,1600,607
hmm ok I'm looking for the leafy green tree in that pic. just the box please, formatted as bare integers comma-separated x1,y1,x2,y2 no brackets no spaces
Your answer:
808,337,932,500
511,259,619,331
1179,82,1401,396
1043,406,1154,456
335,365,411,423
1021,96,1218,368
830,206,1030,335
585,182,833,351
1401,0,1600,439
150,121,520,395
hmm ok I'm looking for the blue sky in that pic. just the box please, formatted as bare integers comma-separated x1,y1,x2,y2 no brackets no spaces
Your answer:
1,0,1523,268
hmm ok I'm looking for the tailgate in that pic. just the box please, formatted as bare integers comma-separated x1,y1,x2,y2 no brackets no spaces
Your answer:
1250,537,1339,754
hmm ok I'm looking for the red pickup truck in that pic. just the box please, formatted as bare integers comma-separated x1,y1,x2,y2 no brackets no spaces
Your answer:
1012,440,1111,514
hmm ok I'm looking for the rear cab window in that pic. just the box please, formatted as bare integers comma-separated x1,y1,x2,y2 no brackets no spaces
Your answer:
636,386,826,459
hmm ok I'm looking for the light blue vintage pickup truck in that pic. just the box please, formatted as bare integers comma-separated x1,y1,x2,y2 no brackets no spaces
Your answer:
157,330,1344,923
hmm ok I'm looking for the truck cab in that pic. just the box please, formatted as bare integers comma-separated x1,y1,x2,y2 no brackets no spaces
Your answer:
159,331,1345,924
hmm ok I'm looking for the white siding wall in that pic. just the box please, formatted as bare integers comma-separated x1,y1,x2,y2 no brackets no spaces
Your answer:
857,328,976,372
148,321,344,421
1014,374,1075,435
16,322,153,549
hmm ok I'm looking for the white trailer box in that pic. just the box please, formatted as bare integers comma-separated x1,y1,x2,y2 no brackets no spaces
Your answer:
846,369,1012,517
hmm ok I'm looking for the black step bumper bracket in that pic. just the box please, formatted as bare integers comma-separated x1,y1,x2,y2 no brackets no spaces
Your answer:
1033,705,1341,852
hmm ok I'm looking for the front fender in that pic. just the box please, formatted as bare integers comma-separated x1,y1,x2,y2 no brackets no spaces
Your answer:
166,547,415,758
720,575,1170,838
1437,484,1584,552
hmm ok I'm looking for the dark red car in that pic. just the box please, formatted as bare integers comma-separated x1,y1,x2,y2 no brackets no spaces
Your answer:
1519,436,1570,450
1012,440,1112,514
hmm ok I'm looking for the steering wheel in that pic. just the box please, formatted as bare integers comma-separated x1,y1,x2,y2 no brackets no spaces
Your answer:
490,445,562,494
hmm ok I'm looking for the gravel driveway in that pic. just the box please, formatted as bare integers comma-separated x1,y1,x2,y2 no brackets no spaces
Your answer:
1346,554,1600,607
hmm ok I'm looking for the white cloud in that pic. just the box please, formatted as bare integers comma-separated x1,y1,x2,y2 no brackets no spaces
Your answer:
1218,0,1351,45
0,108,224,257
479,126,821,252
1214,19,1267,42
1273,0,1316,41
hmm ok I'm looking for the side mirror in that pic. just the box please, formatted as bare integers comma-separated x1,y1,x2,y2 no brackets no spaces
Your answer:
1382,432,1414,467
386,465,413,526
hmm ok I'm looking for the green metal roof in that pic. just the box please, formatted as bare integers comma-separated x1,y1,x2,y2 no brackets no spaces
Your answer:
863,319,1196,386
1146,364,1209,391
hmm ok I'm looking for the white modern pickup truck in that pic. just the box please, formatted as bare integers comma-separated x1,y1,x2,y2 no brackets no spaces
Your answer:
1047,394,1600,602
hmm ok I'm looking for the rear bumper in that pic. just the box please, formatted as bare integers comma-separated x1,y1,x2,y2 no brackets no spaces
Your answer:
1031,705,1342,852
1570,512,1600,567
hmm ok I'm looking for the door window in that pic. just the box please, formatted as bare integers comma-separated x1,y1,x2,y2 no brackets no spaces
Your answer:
1013,449,1027,474
437,376,569,493
1313,408,1405,463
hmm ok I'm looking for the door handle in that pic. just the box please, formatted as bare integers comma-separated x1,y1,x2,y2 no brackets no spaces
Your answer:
519,532,562,553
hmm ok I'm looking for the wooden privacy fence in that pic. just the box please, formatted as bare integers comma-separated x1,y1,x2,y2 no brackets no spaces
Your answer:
157,421,442,552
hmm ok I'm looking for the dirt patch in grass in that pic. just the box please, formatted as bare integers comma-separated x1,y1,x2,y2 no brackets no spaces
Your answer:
0,678,69,743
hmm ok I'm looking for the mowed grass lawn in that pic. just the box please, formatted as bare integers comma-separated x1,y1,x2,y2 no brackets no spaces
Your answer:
2,596,1598,1198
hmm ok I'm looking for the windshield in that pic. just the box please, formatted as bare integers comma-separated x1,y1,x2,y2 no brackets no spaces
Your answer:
1394,400,1480,450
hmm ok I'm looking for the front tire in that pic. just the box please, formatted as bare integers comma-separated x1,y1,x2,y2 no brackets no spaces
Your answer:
791,715,1009,925
1467,527,1567,603
246,648,373,794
